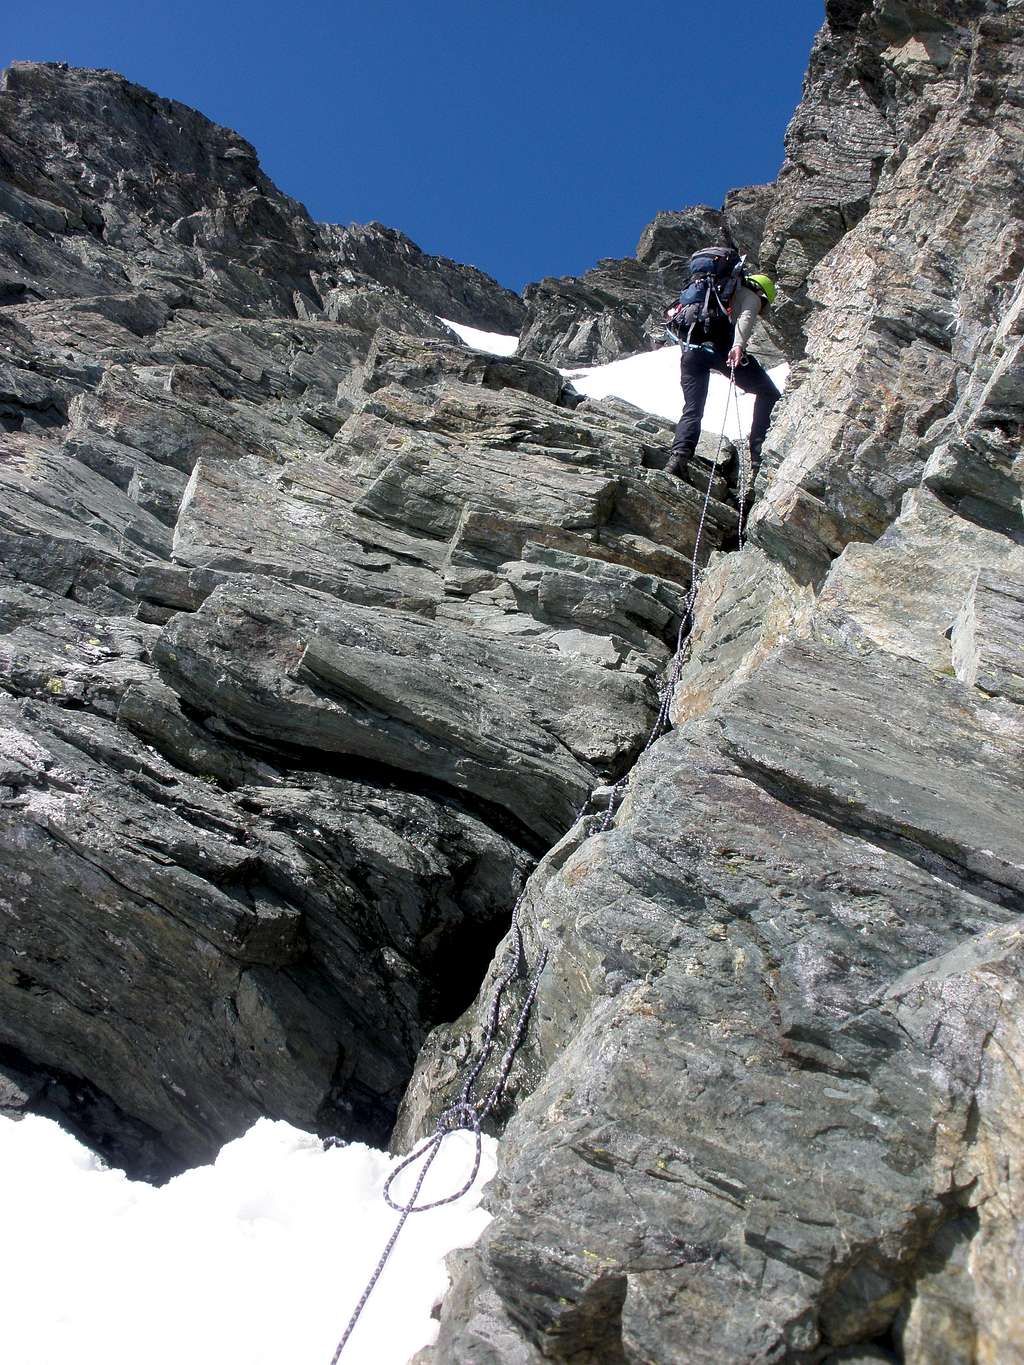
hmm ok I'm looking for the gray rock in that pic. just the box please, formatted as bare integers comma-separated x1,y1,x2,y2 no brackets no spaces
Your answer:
154,576,658,845
518,257,671,368
170,454,442,611
321,220,526,334
499,544,688,663
0,688,531,1172
362,326,565,406
634,204,732,275
710,636,1024,904
757,2,899,356
1,60,744,1170
407,711,1021,1361
0,573,156,715
408,6,1024,1362
750,2,1024,581
952,567,1024,703
0,60,518,333
0,1060,43,1112
821,1348,898,1365
0,57,753,1180
670,545,814,725
5,31,1024,1365
813,489,1024,674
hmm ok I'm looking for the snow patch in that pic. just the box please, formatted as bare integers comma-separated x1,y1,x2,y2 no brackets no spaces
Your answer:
0,1113,496,1364
438,317,519,356
564,347,790,437
438,314,788,439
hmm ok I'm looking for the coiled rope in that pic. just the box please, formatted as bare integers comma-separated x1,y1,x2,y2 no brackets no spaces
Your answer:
328,366,742,1360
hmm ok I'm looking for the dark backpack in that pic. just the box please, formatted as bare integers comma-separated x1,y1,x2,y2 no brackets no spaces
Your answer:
664,246,744,346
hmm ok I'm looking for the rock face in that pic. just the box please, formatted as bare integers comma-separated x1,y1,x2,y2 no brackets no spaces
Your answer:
399,4,1024,1362
3,7,1023,1358
323,220,527,335
0,61,740,1175
0,62,525,334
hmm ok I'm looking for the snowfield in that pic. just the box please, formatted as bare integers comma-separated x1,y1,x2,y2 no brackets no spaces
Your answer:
564,347,790,436
0,1114,495,1365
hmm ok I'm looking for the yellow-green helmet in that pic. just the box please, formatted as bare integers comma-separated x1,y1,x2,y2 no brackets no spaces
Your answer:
746,273,777,306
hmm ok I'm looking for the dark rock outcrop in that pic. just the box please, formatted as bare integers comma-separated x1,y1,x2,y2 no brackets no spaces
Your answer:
753,0,1024,583
0,61,523,333
0,61,740,1174
323,221,527,334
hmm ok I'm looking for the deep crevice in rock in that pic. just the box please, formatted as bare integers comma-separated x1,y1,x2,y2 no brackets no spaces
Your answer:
0,1041,181,1182
210,715,552,859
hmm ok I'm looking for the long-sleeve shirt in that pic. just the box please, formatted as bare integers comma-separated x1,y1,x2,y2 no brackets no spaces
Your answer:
731,282,763,351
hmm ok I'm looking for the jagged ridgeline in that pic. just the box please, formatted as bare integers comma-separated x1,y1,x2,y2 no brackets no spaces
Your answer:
1,0,1023,1359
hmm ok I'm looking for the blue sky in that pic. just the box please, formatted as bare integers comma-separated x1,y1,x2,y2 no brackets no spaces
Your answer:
5,1,824,290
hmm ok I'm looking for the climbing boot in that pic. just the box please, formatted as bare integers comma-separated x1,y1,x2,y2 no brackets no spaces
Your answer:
664,447,692,480
748,439,764,481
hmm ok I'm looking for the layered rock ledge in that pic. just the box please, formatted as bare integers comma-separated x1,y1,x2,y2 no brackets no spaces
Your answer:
0,61,740,1175
401,3,1024,1361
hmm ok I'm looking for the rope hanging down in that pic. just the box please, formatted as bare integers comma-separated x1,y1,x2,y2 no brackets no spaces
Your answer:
588,363,741,833
730,368,752,550
328,892,547,1363
328,368,742,1361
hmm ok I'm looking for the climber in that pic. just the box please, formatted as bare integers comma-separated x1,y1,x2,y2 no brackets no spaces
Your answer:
663,246,779,485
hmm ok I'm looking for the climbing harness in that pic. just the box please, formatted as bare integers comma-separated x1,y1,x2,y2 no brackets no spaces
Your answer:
329,369,742,1360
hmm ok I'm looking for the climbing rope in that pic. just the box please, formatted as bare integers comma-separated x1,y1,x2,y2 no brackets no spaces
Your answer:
329,367,740,1359
587,364,739,832
328,890,547,1362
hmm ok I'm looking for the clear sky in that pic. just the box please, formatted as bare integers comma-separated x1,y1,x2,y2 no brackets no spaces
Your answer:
4,1,824,291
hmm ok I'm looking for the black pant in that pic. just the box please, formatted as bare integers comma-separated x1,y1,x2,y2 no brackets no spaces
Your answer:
672,345,780,463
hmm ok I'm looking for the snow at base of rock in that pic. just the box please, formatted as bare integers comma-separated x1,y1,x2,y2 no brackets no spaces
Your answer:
0,1114,495,1365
